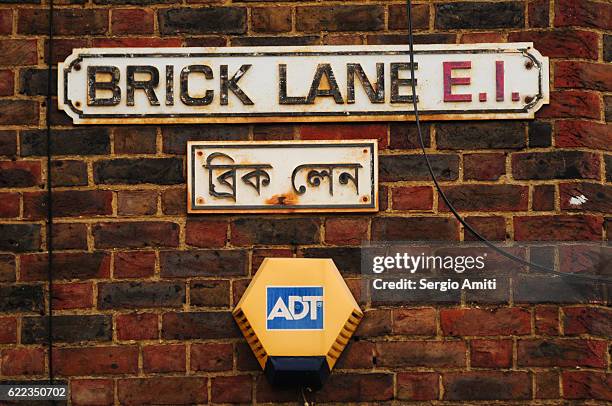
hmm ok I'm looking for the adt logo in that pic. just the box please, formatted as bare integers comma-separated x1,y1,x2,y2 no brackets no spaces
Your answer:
266,286,323,330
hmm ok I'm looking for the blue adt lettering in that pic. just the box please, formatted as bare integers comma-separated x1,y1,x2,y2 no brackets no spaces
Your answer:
266,287,323,330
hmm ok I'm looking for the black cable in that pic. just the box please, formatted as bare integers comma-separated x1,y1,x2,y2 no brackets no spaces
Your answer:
405,0,611,283
45,0,55,385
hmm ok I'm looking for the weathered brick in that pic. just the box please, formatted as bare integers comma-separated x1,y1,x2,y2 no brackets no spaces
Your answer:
388,3,429,30
356,309,391,337
1,347,45,376
52,282,93,310
335,340,375,369
512,151,600,180
0,317,17,343
0,131,17,157
563,371,612,401
392,307,436,335
375,340,466,367
160,249,247,278
70,379,114,406
185,219,228,248
0,284,44,312
296,5,384,32
20,252,110,281
535,305,559,335
50,160,88,187
21,129,110,157
514,215,603,241
539,90,601,119
440,185,528,212
300,123,388,149
0,9,11,35
300,247,361,275
508,30,599,59
324,217,369,245
113,126,157,154
528,121,552,147
368,32,456,45
465,216,507,241
563,306,611,337
436,121,525,149
236,342,260,372
231,218,320,245
159,7,246,34
528,0,550,27
116,313,158,341
143,344,185,373
112,8,154,34
93,221,179,248
44,38,87,64
0,40,37,66
443,371,531,400
391,186,433,211
460,32,506,43
98,282,185,309
0,161,41,188
190,280,229,307
464,153,506,180
555,61,611,92
470,339,512,367
117,190,157,216
161,187,186,215
0,223,41,252
606,35,612,63
0,70,14,96
436,2,524,29
94,158,184,185
18,8,108,35
21,315,111,344
114,251,156,279
560,182,611,213
252,7,291,33
92,37,183,47
252,248,294,272
441,307,531,336
212,375,252,404
0,254,15,282
23,190,113,219
253,124,296,141
0,192,19,218
54,346,139,376
532,185,555,212
162,312,240,339
556,120,611,151
18,68,57,96
191,343,233,372
555,0,611,30
379,154,459,181
607,155,612,182
518,338,607,367
316,373,393,402
535,371,559,399
372,217,459,241
231,35,319,47
118,377,207,405
397,372,438,401
389,123,430,149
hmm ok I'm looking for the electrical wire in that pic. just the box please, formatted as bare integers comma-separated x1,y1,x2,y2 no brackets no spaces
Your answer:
404,0,611,284
45,0,55,387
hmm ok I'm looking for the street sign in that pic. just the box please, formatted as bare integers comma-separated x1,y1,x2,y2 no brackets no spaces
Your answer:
187,140,378,213
59,43,549,124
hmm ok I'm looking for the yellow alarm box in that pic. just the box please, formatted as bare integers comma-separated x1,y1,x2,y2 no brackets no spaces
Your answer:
233,258,363,389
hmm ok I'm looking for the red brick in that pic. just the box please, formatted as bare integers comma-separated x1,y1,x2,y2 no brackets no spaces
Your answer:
162,312,240,339
190,280,229,307
512,151,600,180
93,221,179,249
563,371,612,401
317,373,393,402
356,309,391,337
529,0,550,27
563,306,611,337
334,340,375,369
441,307,531,336
18,8,108,35
443,371,531,400
113,126,157,154
252,248,293,272
508,30,598,59
535,371,559,399
533,184,555,211
236,342,260,372
51,160,88,187
117,377,207,406
0,40,37,66
23,190,113,219
464,216,507,241
231,218,320,246
397,372,439,400
0,70,13,96
116,313,158,341
538,90,600,119
114,251,156,279
0,317,17,344
117,190,157,216
518,338,607,367
440,185,528,212
1,347,45,376
514,215,603,241
20,252,111,282
555,0,612,30
392,307,436,335
185,219,228,248
143,344,185,373
375,341,466,367
0,161,41,188
92,38,183,48
71,379,114,406
460,32,505,43
555,61,611,92
556,120,611,150
470,339,512,367
296,5,384,32
372,216,459,241
45,39,87,64
54,346,138,376
52,283,93,310
112,8,154,34
252,7,292,33
190,343,233,371
388,3,430,30
300,123,388,149
463,153,506,180
0,9,11,35
212,375,252,403
391,186,433,210
535,305,559,335
324,217,369,245
0,254,15,282
0,192,19,218
161,187,186,215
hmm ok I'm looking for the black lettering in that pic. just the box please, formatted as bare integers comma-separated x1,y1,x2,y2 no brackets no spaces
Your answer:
180,65,214,106
165,65,174,106
347,63,385,104
391,62,418,104
278,64,307,105
87,66,121,106
220,64,253,105
126,65,160,106
306,63,344,104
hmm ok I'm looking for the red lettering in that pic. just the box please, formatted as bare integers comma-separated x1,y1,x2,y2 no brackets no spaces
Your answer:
496,61,504,101
443,61,472,102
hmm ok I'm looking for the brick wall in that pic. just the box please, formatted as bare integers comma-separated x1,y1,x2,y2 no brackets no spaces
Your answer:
0,0,610,404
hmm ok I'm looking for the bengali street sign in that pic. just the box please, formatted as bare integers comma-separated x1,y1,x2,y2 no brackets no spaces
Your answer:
59,43,549,124
187,141,377,213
